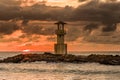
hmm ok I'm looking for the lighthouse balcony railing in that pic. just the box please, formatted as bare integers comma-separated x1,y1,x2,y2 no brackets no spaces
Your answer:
55,30,66,35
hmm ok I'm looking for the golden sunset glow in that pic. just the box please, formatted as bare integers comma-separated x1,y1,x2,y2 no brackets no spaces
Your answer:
22,49,31,54
20,0,80,7
47,0,79,7
20,0,46,7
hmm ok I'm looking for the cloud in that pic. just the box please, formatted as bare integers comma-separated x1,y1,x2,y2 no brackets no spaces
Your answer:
73,0,120,22
78,0,118,2
0,0,21,6
66,26,83,41
78,0,88,2
83,31,120,44
20,0,46,7
102,24,117,32
0,0,21,20
46,36,56,42
0,0,74,21
0,21,19,35
22,19,29,25
0,0,120,45
22,24,55,35
83,23,99,32
20,4,74,21
71,0,120,44
0,0,120,22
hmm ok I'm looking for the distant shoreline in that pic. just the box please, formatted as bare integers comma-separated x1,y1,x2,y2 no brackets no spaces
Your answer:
0,51,120,53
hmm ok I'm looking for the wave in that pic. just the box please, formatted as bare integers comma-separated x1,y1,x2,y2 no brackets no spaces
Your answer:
0,66,120,75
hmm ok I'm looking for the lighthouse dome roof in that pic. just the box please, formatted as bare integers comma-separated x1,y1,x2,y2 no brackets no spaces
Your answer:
55,21,67,24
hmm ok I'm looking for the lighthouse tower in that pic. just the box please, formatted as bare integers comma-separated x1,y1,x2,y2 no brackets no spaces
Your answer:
54,21,67,55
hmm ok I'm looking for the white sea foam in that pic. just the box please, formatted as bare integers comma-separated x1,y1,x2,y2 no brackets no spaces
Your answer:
0,62,120,80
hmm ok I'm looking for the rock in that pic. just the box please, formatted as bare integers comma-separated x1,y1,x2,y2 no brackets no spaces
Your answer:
2,54,24,63
0,52,120,65
100,55,120,65
0,60,3,63
44,52,53,55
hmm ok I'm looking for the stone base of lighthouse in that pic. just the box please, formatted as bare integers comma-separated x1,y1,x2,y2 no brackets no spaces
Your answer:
54,44,67,54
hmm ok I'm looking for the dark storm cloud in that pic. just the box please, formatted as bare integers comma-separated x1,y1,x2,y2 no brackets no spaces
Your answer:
83,31,120,44
22,19,29,25
66,27,82,41
74,0,120,22
22,24,55,35
20,4,73,21
18,0,120,38
0,0,74,21
75,0,120,44
0,0,21,6
0,21,19,35
0,0,21,20
78,0,118,2
73,0,120,36
102,24,117,32
0,0,120,22
83,23,99,32
78,0,87,2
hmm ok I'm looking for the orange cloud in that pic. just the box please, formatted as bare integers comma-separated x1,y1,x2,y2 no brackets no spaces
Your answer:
20,0,46,7
17,44,54,51
47,0,79,7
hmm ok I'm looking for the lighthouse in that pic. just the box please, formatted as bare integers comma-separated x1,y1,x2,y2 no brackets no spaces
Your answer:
54,21,67,55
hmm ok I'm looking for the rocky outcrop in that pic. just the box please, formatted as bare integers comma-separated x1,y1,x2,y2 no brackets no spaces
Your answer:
0,52,120,65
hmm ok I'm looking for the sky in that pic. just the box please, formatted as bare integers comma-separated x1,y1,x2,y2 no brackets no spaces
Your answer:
0,0,120,52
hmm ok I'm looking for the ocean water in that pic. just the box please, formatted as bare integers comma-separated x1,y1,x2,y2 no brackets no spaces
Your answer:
0,52,120,80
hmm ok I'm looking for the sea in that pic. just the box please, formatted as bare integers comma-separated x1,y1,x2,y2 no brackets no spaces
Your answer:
0,52,120,80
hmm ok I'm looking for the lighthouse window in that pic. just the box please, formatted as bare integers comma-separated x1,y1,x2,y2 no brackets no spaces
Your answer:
60,25,63,30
